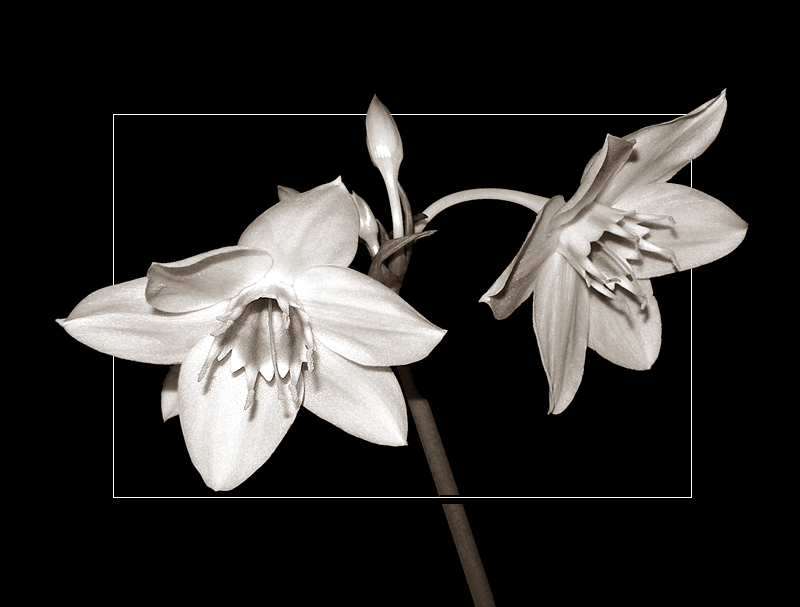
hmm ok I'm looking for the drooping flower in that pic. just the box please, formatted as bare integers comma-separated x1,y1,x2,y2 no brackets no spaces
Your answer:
480,91,747,414
58,178,446,491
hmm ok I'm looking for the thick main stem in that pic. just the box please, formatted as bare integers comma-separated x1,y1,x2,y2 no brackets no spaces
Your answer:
442,504,496,607
396,365,495,606
396,365,457,495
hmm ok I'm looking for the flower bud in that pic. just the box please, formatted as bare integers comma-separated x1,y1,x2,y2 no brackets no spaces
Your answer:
366,95,404,174
351,191,380,257
366,95,405,238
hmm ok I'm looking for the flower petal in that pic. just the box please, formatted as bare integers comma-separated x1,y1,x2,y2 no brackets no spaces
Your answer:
293,266,446,367
532,253,590,414
587,279,662,370
277,185,300,200
303,342,407,446
178,334,299,491
612,183,748,278
57,277,225,364
596,91,727,203
238,178,359,282
479,195,567,320
162,365,180,421
146,246,273,313
563,135,635,217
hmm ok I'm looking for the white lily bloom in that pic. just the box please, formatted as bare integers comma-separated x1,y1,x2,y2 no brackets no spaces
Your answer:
58,178,445,491
480,91,747,414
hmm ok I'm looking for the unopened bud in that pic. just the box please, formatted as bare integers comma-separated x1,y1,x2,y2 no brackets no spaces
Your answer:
366,95,405,238
366,95,404,175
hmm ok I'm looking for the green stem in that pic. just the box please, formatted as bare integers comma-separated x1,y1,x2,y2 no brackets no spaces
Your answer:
396,365,495,606
416,188,551,232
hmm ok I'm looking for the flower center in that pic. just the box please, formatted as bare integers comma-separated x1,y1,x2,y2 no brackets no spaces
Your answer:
556,202,679,309
198,280,315,414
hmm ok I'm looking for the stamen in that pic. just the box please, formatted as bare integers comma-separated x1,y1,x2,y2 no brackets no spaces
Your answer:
199,325,235,382
263,299,277,382
588,279,619,300
631,212,675,227
197,282,317,412
198,342,221,383
617,214,680,272
579,255,611,289
618,276,647,309
595,240,635,278
619,219,650,241
638,238,681,271
603,220,636,241
273,308,291,380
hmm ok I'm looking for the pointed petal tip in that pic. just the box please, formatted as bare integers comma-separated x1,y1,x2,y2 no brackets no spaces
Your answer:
368,94,386,111
179,336,299,493
709,89,728,113
204,474,240,492
301,344,409,448
161,364,181,422
276,185,300,201
549,393,572,415
57,277,225,364
238,179,360,274
478,290,515,321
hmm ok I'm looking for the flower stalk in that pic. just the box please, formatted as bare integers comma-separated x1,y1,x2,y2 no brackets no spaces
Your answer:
396,365,496,606
396,365,458,495
365,100,494,602
416,188,550,232
442,504,496,607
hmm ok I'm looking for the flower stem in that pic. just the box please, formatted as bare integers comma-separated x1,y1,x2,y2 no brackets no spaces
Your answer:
442,504,496,607
396,365,458,495
396,365,495,606
387,176,404,240
416,188,551,232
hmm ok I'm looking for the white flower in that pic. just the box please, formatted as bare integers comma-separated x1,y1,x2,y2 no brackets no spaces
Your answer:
480,91,747,414
58,178,445,490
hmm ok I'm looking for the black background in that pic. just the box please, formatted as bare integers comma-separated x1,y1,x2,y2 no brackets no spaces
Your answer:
57,89,748,502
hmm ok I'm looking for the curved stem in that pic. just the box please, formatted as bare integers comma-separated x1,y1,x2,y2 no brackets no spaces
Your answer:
416,188,551,232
